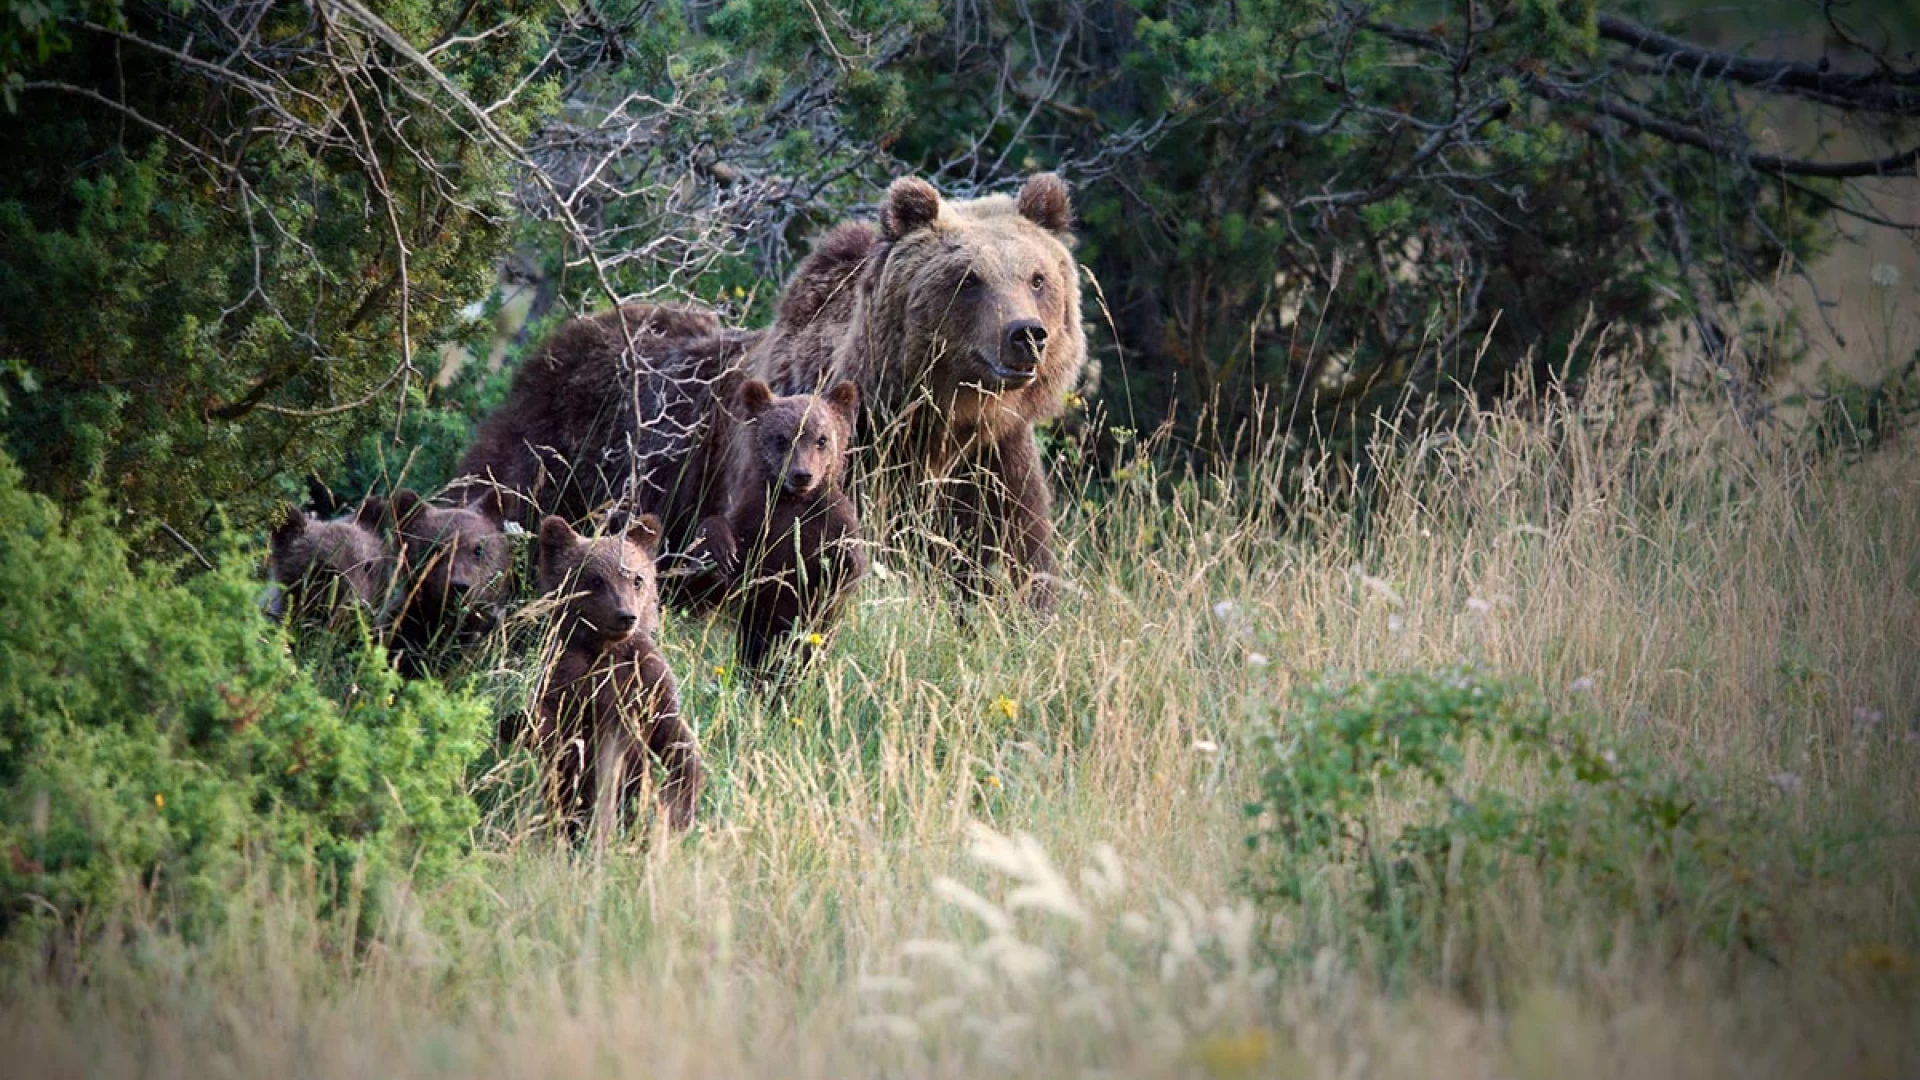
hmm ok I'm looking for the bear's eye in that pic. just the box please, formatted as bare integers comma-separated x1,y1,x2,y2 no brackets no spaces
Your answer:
1029,271,1047,292
815,435,829,451
632,573,646,588
958,270,982,293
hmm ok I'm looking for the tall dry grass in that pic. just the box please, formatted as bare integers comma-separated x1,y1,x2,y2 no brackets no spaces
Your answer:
5,371,1918,1079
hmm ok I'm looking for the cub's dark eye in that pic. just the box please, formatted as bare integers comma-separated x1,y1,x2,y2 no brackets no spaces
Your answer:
1029,271,1047,292
815,435,829,450
775,436,792,452
472,543,484,558
632,574,647,588
958,270,982,293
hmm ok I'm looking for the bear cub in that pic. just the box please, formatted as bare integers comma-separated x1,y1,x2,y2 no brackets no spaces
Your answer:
692,378,867,673
266,498,393,628
535,514,703,838
385,488,514,673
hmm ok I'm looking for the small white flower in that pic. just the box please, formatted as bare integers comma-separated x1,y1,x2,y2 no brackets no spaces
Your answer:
1386,613,1406,634
1246,651,1270,668
1466,596,1493,614
1212,599,1238,619
1601,749,1618,767
1871,263,1900,288
1569,676,1596,693
1768,771,1803,796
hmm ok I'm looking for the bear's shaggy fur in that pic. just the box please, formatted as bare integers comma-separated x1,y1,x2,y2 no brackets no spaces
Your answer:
682,378,867,672
744,173,1085,609
447,303,754,527
266,498,393,627
384,488,513,672
533,514,701,838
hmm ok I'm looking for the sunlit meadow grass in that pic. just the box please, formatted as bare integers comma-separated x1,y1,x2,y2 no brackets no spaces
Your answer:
5,372,1918,1079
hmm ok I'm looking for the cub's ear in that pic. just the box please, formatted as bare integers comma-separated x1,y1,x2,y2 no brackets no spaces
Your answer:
351,496,387,531
269,505,307,552
468,485,507,525
1016,172,1072,234
880,176,941,241
390,489,424,532
825,381,860,425
739,379,775,416
538,515,578,556
626,513,664,558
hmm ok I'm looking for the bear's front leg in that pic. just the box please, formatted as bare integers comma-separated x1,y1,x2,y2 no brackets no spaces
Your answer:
969,427,1058,613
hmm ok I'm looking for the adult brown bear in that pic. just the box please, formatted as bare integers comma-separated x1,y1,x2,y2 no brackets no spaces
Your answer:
743,173,1085,610
448,173,1084,612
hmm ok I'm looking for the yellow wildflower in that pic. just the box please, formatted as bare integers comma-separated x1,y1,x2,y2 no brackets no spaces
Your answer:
804,632,825,647
712,665,728,678
153,793,165,809
789,715,805,727
1195,1028,1274,1078
984,774,1002,789
991,696,1018,720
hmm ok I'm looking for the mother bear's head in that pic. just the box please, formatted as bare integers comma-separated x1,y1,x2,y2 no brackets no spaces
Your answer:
846,173,1087,446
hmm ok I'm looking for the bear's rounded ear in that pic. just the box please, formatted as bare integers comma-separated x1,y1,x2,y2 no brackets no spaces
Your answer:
1016,173,1072,234
351,496,387,531
825,381,860,424
626,513,664,558
538,515,577,553
880,176,941,241
389,489,423,532
739,379,774,416
468,486,507,525
269,505,307,551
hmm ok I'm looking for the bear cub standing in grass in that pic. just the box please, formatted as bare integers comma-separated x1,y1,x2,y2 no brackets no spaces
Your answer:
685,378,867,674
384,488,513,675
266,498,393,628
535,514,702,838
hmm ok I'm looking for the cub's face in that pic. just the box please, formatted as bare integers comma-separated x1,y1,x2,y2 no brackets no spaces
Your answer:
392,489,512,611
537,515,664,643
878,173,1081,397
268,499,391,621
738,380,859,499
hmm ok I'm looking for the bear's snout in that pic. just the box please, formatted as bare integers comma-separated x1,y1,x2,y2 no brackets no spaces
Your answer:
1000,319,1048,377
786,467,817,494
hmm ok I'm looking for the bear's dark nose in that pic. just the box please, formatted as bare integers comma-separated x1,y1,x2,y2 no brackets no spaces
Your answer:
612,610,638,632
1003,320,1047,373
786,468,815,493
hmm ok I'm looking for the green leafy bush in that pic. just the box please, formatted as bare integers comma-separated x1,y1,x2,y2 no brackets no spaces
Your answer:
0,453,488,952
1243,667,1774,965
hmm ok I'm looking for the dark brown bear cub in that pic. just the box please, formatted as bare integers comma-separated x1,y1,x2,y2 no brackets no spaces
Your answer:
266,498,392,628
689,379,867,674
535,514,702,840
384,488,513,674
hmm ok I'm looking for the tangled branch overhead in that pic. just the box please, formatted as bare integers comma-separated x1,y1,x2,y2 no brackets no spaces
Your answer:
0,1,1914,542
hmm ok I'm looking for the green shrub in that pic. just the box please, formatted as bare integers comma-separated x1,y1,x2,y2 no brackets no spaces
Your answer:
1243,667,1775,968
0,453,488,952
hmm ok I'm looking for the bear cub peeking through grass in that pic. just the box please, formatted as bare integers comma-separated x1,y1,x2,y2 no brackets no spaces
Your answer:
535,514,703,839
691,378,867,675
266,498,392,628
384,488,513,674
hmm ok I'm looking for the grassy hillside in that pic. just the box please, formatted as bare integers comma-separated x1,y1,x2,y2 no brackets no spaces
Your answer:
5,370,1918,1078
